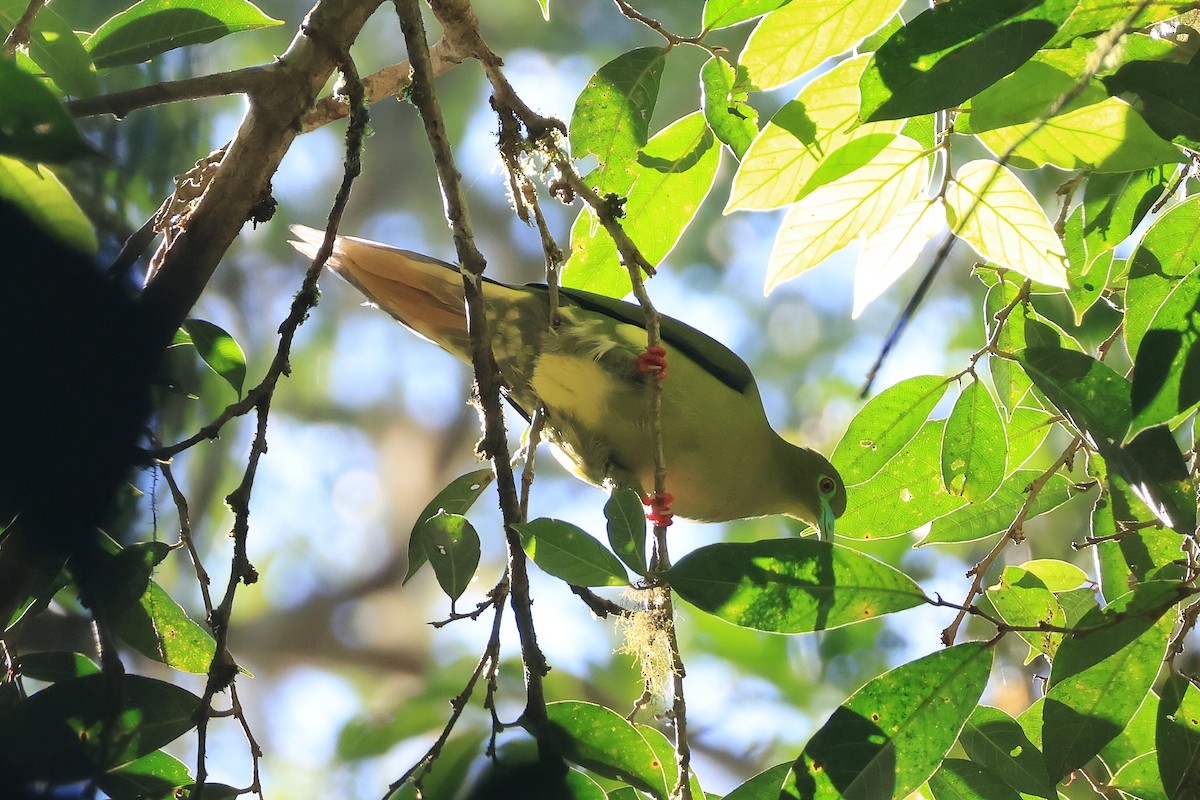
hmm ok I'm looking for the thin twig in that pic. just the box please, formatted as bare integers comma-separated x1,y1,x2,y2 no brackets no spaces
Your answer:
1,0,46,58
941,437,1085,645
66,67,270,118
394,0,550,737
385,574,509,799
190,51,369,800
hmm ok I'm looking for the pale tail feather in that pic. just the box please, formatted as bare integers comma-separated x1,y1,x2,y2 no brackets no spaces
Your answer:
289,224,471,356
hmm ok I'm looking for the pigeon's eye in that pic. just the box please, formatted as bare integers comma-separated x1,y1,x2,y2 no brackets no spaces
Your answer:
818,476,836,495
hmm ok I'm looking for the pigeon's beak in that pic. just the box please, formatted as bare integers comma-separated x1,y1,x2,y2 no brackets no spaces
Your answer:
818,496,837,541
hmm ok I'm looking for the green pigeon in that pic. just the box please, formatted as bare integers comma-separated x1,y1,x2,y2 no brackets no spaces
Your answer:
290,226,846,537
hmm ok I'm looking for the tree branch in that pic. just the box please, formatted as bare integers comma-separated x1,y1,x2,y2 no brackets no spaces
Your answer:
136,0,385,350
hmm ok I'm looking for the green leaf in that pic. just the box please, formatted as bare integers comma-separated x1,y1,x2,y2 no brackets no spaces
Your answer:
5,5,99,98
702,0,788,31
1093,460,1187,601
859,0,1074,122
941,380,1006,502
1105,59,1200,150
15,651,100,682
958,706,1055,799
0,154,96,255
1078,167,1171,273
985,281,1033,411
0,59,93,163
1019,559,1088,592
782,642,993,800
836,419,968,540
946,160,1068,288
1005,405,1055,472
833,374,950,484
987,566,1065,662
565,111,720,297
0,674,200,781
723,762,791,800
726,54,904,212
700,56,757,160
516,518,629,587
605,488,647,576
1042,583,1179,781
665,539,925,633
544,701,670,799
921,469,1079,546
115,579,216,673
1129,261,1200,436
974,98,1183,173
86,0,283,69
570,47,665,194
1157,672,1200,799
96,749,193,800
1062,205,1114,325
420,512,481,602
765,134,928,293
1126,195,1200,359
960,57,1105,134
1017,347,1130,445
181,318,246,397
1099,689,1159,771
852,198,946,318
741,0,900,91
404,468,493,583
636,723,703,799
1048,0,1196,45
928,759,1022,800
1111,752,1169,800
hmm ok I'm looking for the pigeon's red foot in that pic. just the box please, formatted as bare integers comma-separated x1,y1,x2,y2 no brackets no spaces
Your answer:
642,492,675,528
636,346,668,380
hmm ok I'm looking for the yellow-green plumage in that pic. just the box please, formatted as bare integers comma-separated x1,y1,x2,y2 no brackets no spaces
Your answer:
290,226,846,535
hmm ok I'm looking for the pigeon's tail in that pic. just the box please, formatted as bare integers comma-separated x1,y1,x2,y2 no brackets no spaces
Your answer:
289,224,472,356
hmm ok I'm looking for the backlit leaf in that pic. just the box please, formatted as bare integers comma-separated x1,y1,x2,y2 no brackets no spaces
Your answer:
86,0,283,69
182,318,246,397
1129,261,1200,437
782,643,993,800
852,198,945,318
421,512,481,602
765,134,927,292
666,538,925,633
545,701,670,798
859,0,1074,122
1042,582,1179,781
922,469,1079,546
959,706,1055,799
928,759,1022,800
570,47,666,192
946,160,1068,289
832,374,950,484
726,54,904,212
0,674,200,780
1157,672,1200,799
837,420,968,540
516,518,629,587
941,380,1006,502
565,112,719,297
741,0,900,91
1126,195,1200,359
404,469,494,583
975,98,1182,173
0,155,96,254
0,59,93,163
605,488,647,576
